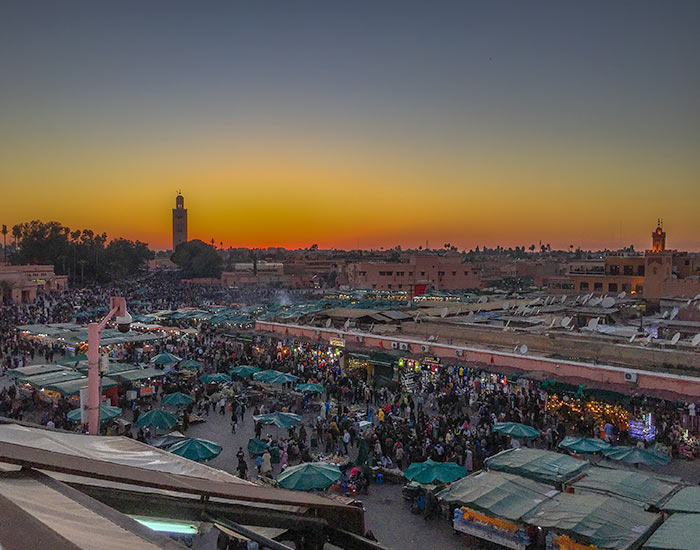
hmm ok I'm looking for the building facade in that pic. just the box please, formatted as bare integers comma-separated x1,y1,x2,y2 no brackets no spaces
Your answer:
346,254,482,292
172,192,188,250
0,265,68,304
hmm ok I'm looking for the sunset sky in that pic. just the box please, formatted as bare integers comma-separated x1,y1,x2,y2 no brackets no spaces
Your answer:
1,2,698,251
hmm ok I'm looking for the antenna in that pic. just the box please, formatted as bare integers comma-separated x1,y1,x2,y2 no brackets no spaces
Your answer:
669,308,679,321
561,295,567,303
629,334,636,344
670,332,681,345
549,317,556,328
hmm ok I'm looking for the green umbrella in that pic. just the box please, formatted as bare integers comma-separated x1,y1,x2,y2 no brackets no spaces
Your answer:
167,438,222,462
230,365,261,379
492,422,540,439
201,373,231,384
247,438,269,455
252,370,299,385
162,392,195,407
276,462,342,491
67,404,121,423
295,383,325,394
253,412,302,429
134,409,178,430
404,459,467,484
178,359,203,370
151,352,182,365
602,446,671,466
559,436,611,454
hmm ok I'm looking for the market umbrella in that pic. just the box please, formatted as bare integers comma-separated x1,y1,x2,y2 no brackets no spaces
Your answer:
602,446,671,466
559,436,611,454
201,373,231,384
247,438,270,455
162,392,195,407
404,459,467,484
276,462,342,491
67,404,121,424
134,409,178,431
178,359,203,370
151,352,182,365
253,412,302,430
230,365,261,379
252,370,299,385
492,422,540,439
295,383,325,394
167,438,222,462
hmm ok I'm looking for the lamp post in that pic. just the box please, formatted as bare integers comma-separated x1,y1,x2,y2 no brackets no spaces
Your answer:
87,296,127,435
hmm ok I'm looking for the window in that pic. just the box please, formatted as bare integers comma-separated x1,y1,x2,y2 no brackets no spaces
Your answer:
635,284,643,293
438,271,445,276
464,271,469,276
372,284,376,289
398,284,403,289
396,271,404,276
452,271,456,276
388,284,392,289
622,283,631,292
608,283,618,292
594,282,603,292
637,266,645,276
580,282,589,291
421,272,425,276
608,264,620,275
408,272,413,276
623,266,633,276
386,271,393,276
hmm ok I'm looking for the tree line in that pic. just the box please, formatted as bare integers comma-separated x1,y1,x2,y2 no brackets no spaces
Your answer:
7,220,154,284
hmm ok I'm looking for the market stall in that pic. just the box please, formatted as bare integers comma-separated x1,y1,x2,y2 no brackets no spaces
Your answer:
485,448,589,486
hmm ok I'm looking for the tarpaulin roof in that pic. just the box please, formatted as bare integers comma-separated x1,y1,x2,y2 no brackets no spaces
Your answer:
570,466,681,507
485,448,589,485
7,364,71,379
111,368,166,382
662,486,700,513
437,470,558,521
45,376,117,396
19,370,84,386
644,513,700,550
523,492,661,550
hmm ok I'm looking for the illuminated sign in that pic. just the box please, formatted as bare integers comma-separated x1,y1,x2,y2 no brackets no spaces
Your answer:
329,338,345,348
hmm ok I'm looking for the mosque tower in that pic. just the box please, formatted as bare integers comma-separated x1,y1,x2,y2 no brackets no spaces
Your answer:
651,218,665,252
172,192,188,250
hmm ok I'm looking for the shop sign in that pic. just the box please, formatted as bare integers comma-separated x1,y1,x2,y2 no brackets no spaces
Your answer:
329,338,345,348
140,386,154,397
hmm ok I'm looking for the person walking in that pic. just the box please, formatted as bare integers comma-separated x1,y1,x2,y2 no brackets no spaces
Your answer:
260,449,272,478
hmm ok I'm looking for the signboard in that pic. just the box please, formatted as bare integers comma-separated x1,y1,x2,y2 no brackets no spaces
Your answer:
329,338,345,348
139,386,154,397
630,412,656,441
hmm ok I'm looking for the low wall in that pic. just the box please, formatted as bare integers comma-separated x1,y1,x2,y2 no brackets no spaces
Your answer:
255,321,700,400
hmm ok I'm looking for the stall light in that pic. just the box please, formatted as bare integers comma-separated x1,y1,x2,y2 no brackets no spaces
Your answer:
132,517,198,535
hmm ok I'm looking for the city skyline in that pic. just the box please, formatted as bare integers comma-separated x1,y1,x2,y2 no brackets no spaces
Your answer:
1,2,699,251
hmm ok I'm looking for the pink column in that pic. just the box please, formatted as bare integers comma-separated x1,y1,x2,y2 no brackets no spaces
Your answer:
87,323,101,435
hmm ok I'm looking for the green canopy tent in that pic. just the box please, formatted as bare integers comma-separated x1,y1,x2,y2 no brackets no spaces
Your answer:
602,446,671,466
486,448,589,485
134,409,178,431
167,438,222,462
253,412,302,430
178,359,203,370
45,377,118,396
56,354,88,366
662,486,700,514
67,404,121,424
247,438,269,456
230,365,261,379
252,370,299,385
492,422,540,439
522,493,661,550
558,436,611,454
201,373,231,384
111,367,165,383
18,370,84,387
161,392,195,407
569,466,680,508
295,383,325,394
643,513,700,550
7,364,71,379
151,352,181,365
404,459,467,484
437,470,558,521
276,462,342,491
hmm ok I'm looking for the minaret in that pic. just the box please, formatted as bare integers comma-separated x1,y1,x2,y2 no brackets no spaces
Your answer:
172,192,188,250
651,218,665,252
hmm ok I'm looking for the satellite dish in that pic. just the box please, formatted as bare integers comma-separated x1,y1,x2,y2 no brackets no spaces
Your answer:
692,334,700,347
513,344,519,353
502,301,510,310
617,291,626,299
670,332,681,345
325,318,332,328
601,297,616,308
670,308,679,321
694,293,700,301
629,334,636,343
581,294,590,305
561,295,567,303
662,311,669,319
587,317,599,331
343,319,350,330
561,317,571,328
440,307,448,318
519,344,528,355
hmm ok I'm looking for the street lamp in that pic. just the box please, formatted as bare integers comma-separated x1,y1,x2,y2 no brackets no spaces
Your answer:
87,296,131,435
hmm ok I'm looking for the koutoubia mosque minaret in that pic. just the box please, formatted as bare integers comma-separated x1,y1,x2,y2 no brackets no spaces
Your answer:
172,191,188,250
